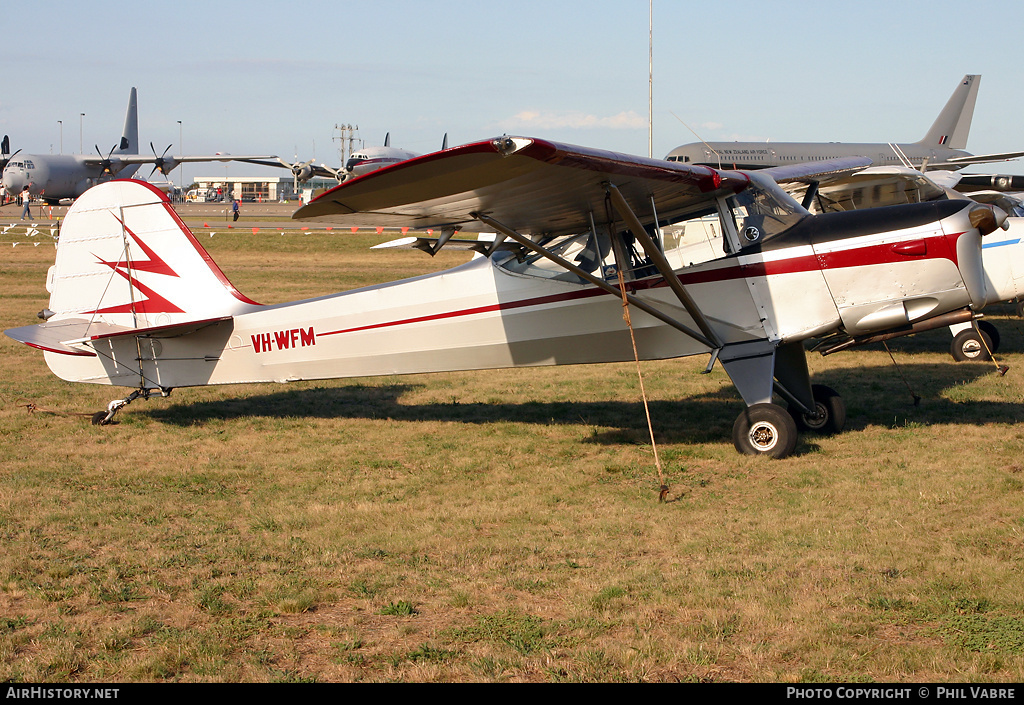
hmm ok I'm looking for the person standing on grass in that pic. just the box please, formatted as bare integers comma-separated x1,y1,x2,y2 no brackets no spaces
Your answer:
20,187,33,220
232,198,240,222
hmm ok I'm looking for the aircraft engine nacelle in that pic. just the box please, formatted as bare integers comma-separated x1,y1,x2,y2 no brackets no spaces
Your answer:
157,158,180,176
809,200,991,336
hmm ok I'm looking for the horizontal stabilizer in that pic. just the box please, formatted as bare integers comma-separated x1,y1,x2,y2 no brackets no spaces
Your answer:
5,318,128,356
929,150,1024,168
77,316,233,343
5,316,233,356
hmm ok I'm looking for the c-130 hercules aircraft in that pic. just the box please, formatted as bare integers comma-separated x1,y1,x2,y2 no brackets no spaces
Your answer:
4,136,1009,458
1,88,275,204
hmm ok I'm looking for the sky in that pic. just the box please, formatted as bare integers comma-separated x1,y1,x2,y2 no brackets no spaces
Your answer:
3,0,1023,181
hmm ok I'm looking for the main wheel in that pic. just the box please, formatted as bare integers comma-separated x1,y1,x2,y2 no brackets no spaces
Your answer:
951,327,994,361
787,384,846,435
978,320,1001,353
732,403,798,459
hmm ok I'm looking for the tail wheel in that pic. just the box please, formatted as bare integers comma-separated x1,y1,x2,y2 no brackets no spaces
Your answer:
732,403,798,459
788,384,846,435
951,327,994,361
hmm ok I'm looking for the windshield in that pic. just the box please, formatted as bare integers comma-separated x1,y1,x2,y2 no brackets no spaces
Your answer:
726,172,808,246
498,174,810,282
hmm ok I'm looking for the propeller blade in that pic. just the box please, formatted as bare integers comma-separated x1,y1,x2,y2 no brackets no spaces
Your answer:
964,205,1009,308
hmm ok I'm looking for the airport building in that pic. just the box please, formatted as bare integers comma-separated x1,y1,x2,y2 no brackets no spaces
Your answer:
187,175,339,203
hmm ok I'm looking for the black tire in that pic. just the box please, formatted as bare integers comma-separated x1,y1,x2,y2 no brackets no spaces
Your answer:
732,403,798,459
951,328,993,361
788,384,846,435
91,411,110,425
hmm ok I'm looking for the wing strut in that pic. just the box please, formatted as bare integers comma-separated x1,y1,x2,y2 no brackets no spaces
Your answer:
604,183,722,348
471,212,717,349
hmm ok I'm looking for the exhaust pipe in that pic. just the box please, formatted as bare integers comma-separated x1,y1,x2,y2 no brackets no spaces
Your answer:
818,309,977,356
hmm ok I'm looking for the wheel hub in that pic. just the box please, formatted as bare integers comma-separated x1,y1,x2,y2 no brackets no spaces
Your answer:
749,421,779,451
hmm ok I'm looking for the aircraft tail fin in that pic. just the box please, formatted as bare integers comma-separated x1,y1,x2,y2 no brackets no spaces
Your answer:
117,87,139,154
41,180,259,335
917,75,980,150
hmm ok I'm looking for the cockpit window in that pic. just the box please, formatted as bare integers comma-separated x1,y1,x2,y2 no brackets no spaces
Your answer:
725,172,808,246
500,231,614,283
498,174,810,283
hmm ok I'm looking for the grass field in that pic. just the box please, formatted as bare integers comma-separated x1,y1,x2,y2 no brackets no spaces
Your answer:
2,223,1024,682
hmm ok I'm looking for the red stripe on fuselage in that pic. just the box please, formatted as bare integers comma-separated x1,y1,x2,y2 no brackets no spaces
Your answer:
314,232,962,339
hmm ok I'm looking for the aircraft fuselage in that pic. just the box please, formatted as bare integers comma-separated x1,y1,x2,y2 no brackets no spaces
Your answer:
2,154,140,202
665,141,973,171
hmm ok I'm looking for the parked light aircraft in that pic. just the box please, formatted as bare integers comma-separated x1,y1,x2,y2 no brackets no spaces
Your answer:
666,75,1024,175
0,88,277,204
4,137,1010,459
776,164,1024,361
248,133,439,185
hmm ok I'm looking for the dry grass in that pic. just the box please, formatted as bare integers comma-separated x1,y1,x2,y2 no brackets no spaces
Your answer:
2,224,1024,682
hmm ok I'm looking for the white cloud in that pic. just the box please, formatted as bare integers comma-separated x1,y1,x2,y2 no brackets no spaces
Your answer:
500,110,646,131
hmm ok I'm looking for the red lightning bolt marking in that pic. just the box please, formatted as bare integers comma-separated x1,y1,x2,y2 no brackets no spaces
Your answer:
89,214,185,314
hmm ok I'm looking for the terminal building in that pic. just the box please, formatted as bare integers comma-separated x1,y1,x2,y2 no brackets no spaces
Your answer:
186,175,339,203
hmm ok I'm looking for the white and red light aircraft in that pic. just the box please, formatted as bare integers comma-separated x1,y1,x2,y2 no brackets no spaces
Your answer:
4,136,1008,458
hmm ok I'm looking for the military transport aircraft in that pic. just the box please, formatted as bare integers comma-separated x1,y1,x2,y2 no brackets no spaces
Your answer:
248,133,438,185
0,88,277,204
666,75,1024,175
3,137,1009,459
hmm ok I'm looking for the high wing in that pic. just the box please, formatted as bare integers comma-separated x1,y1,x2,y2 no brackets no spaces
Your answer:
775,164,1016,215
757,157,875,186
929,150,1024,168
234,158,342,182
102,153,278,167
293,136,750,236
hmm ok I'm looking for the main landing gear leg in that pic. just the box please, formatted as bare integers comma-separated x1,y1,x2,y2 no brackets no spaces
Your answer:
720,340,847,459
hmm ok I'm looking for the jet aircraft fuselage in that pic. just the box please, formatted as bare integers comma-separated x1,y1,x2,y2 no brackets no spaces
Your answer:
666,141,973,171
666,75,1023,174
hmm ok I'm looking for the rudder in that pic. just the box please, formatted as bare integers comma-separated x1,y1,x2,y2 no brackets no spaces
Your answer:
46,179,259,332
918,74,980,150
